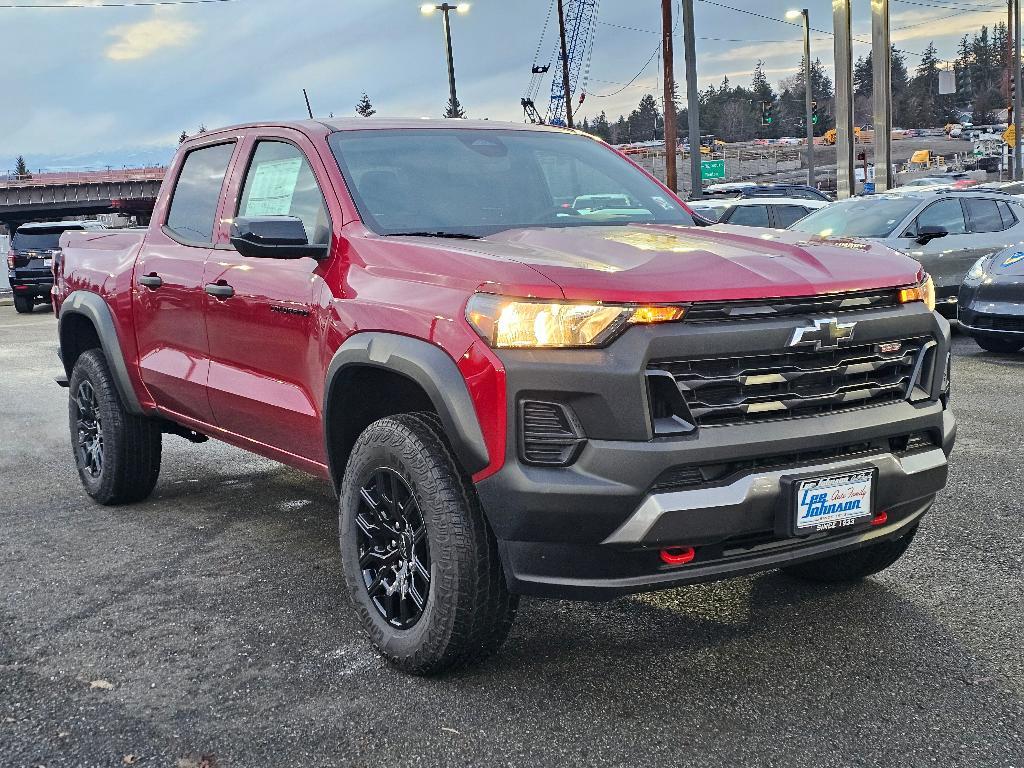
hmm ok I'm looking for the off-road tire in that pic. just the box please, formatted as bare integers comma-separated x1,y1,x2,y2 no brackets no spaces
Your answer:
339,412,518,675
973,334,1024,354
781,525,918,583
68,349,162,505
13,295,33,314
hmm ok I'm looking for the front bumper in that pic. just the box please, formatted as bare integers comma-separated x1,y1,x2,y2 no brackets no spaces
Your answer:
476,303,955,600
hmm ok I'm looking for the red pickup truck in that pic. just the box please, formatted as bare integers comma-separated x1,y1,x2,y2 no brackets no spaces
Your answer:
53,119,955,674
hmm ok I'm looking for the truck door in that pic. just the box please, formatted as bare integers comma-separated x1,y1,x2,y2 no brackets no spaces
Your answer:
133,140,237,424
203,134,334,463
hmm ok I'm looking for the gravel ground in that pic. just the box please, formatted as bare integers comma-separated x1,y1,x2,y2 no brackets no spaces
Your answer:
1,306,1021,768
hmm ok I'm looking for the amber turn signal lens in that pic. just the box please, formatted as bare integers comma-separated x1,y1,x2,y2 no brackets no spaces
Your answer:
898,275,936,312
629,306,686,324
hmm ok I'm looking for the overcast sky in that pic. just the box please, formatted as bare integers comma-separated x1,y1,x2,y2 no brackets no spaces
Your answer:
0,0,1007,170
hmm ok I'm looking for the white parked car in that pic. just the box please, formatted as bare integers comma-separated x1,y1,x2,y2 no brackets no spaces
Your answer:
695,196,829,227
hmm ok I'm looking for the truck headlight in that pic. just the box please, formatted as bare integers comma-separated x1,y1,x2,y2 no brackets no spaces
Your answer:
898,274,936,312
466,294,684,348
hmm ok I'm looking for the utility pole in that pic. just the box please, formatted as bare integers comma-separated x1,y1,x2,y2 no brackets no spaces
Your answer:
661,0,678,192
795,10,815,187
682,0,701,198
556,0,574,129
832,0,856,199
1015,0,1022,179
871,0,893,191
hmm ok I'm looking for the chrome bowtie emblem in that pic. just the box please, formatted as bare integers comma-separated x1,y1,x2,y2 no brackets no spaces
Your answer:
788,317,856,350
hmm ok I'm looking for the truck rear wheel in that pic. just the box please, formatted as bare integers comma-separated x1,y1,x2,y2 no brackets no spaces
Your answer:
338,412,517,675
68,349,162,505
13,295,33,314
781,525,918,583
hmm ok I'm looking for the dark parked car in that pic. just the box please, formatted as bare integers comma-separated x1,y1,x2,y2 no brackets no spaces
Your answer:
703,183,832,202
958,247,1024,352
7,221,105,313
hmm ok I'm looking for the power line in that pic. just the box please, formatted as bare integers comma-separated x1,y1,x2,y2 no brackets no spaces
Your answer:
892,0,1003,12
1,0,234,7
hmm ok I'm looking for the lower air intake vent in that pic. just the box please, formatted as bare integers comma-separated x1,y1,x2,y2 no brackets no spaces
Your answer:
520,400,586,466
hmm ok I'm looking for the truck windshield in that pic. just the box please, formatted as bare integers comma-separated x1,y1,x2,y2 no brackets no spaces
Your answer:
328,129,693,237
788,198,920,238
12,228,79,251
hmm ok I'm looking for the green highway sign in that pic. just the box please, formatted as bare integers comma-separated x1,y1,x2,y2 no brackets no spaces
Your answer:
701,159,725,180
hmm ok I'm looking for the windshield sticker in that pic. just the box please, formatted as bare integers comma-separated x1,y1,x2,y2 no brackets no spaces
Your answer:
1002,251,1024,267
243,157,303,217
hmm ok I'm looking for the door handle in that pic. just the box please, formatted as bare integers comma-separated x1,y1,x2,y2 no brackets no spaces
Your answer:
204,282,235,299
138,274,163,289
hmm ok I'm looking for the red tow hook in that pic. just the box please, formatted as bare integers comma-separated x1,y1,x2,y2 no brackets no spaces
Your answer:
871,511,889,527
660,546,696,566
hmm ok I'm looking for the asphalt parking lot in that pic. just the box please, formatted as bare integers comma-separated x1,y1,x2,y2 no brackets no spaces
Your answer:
1,305,1022,768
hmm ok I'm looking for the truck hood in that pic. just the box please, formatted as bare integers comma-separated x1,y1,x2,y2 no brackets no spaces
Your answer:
466,224,921,303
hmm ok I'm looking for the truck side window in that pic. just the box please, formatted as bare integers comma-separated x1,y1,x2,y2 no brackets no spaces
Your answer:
238,141,330,245
166,142,235,244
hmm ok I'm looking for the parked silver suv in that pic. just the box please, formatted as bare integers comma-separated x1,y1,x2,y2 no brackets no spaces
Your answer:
788,190,1024,318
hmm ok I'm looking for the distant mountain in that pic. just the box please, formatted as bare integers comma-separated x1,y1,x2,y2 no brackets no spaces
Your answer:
1,145,177,174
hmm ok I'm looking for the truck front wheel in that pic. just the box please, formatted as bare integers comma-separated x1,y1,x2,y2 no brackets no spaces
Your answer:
781,525,918,582
338,413,517,675
68,349,162,505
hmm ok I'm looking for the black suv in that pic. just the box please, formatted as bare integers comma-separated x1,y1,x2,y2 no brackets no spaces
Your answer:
7,221,104,313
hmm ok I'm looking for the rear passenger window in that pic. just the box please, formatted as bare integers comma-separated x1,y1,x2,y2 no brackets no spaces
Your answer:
238,141,331,245
726,205,771,228
774,205,810,228
965,198,1005,233
166,142,235,244
998,200,1019,230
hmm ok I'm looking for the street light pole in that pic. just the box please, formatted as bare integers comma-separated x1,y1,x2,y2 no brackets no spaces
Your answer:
1015,0,1022,179
422,3,468,116
682,0,702,198
788,9,815,188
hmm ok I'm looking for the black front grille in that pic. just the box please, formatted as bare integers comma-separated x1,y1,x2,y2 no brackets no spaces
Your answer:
684,289,899,322
649,337,927,427
968,314,1024,333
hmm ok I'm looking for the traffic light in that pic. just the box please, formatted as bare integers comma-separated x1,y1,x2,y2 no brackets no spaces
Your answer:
811,101,819,125
761,101,774,126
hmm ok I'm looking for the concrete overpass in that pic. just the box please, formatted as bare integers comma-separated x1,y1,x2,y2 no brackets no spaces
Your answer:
0,167,165,231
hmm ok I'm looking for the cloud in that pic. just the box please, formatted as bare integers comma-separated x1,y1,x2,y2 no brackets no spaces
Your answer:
105,9,197,61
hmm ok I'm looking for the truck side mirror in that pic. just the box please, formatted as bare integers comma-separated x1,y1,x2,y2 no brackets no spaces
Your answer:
230,216,329,260
916,225,948,246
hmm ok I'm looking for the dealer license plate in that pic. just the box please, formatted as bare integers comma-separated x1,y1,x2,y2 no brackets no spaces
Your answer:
795,469,873,533
42,258,52,268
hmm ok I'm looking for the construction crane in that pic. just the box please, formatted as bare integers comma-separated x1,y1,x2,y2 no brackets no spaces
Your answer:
522,0,600,126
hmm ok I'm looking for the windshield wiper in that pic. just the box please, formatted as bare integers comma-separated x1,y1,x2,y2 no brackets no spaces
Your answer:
384,231,482,239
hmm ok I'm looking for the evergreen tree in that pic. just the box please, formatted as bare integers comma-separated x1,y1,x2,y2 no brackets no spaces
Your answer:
178,131,188,144
444,97,466,118
628,94,662,141
589,111,612,142
355,92,376,117
197,124,207,134
14,155,28,177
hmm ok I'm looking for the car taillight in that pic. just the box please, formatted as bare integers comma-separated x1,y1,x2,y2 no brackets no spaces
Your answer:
6,251,14,269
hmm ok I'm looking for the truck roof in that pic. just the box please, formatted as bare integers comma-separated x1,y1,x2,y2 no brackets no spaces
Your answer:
187,118,576,143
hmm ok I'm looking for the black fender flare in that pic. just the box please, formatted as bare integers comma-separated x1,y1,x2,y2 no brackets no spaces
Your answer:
58,290,145,415
323,333,490,482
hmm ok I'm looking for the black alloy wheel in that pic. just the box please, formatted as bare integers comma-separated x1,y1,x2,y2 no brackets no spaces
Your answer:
356,467,431,629
75,379,104,479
